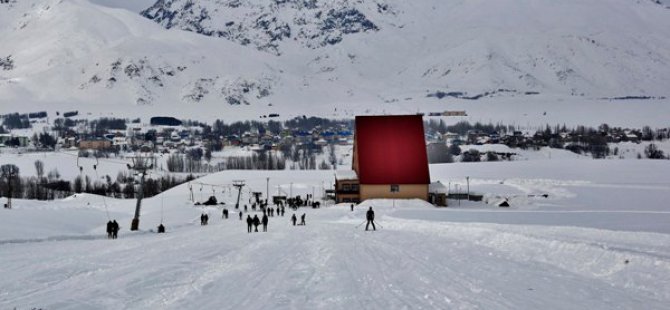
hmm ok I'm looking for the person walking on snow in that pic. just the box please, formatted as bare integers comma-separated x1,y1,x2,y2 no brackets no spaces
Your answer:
350,203,354,212
239,211,243,220
253,215,260,232
112,220,119,239
262,213,268,232
366,207,376,231
246,215,253,233
291,214,297,226
106,220,113,239
300,213,306,226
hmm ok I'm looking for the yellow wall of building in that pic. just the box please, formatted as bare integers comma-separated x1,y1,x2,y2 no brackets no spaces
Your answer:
360,184,428,201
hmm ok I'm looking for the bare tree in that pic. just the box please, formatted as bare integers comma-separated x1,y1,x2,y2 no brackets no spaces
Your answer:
34,160,45,199
1,164,19,208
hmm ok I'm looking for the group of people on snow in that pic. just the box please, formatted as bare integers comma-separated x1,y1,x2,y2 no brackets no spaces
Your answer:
200,213,209,225
106,197,379,238
246,212,270,233
290,213,307,226
106,220,120,239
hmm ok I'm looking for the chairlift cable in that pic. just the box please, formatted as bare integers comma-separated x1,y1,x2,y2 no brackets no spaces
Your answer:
93,156,111,221
161,194,165,225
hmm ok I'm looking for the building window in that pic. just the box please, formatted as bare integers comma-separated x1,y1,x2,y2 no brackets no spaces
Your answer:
390,184,399,192
351,184,359,192
343,184,351,191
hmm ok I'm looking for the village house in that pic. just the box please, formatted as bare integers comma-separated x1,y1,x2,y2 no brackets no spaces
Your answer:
335,170,360,203
0,134,30,147
79,138,112,150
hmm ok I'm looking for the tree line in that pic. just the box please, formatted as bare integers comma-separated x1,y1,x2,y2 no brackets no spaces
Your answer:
0,161,194,201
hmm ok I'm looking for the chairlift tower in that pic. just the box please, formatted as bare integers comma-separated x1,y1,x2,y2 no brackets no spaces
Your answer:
233,180,245,209
128,155,154,231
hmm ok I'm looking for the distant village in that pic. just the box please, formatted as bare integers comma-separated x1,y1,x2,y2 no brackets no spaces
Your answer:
1,110,669,163
0,110,668,204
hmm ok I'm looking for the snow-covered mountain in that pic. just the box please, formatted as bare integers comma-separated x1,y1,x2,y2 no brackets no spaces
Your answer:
1,0,669,122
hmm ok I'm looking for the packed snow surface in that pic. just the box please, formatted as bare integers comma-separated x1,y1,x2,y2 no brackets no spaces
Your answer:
1,159,670,309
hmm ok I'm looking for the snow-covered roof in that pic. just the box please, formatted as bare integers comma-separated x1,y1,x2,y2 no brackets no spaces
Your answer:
429,181,448,194
335,170,358,180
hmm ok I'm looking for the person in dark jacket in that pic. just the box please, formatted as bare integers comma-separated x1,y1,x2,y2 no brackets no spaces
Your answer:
350,204,354,212
222,208,228,219
157,223,165,233
300,213,306,226
365,207,375,231
253,215,261,232
262,213,268,232
112,220,119,239
246,215,253,233
291,214,297,226
239,211,243,220
106,220,113,239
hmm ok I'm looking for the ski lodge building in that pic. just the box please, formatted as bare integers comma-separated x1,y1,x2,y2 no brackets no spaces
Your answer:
335,115,431,203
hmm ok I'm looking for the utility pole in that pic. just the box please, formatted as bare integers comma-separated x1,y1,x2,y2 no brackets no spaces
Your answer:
456,184,460,206
266,177,270,204
290,182,293,198
466,176,470,201
128,155,153,231
233,180,245,209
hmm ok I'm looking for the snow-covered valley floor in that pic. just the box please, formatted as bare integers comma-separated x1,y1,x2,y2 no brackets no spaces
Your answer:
1,159,670,309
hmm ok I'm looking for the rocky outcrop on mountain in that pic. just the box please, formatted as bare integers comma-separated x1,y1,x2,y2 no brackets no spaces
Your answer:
141,0,381,55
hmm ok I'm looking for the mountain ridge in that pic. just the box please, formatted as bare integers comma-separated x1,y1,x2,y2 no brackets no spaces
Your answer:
0,0,669,124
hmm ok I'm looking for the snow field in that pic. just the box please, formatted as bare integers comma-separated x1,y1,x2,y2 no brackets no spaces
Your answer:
1,159,670,308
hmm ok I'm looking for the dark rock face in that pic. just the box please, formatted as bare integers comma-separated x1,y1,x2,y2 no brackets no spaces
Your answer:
141,0,380,55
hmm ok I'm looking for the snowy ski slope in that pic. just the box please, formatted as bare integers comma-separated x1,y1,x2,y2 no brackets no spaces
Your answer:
1,160,669,309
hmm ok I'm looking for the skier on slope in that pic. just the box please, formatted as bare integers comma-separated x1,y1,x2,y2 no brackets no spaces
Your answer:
365,207,376,231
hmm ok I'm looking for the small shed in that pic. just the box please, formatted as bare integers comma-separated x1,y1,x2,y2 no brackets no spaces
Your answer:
498,200,510,207
428,181,448,207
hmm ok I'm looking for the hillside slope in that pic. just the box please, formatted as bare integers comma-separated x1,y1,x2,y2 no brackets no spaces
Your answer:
0,0,669,124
